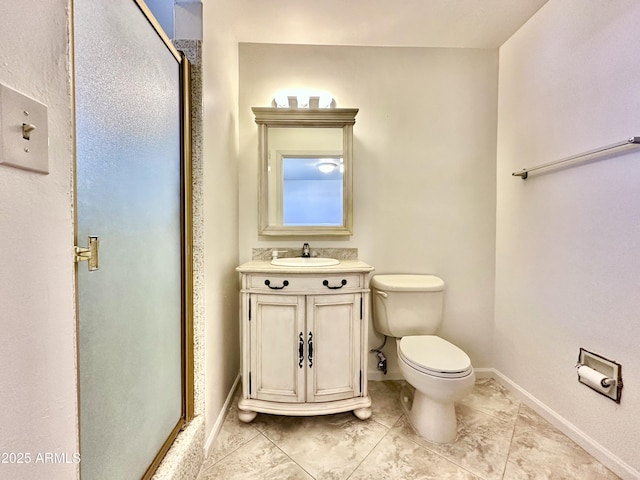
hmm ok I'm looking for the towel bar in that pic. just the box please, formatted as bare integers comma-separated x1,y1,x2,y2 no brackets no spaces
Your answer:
512,137,640,179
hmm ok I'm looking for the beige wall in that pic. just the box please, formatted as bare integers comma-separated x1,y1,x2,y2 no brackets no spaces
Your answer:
238,43,498,373
496,1,640,476
201,2,241,448
0,1,78,479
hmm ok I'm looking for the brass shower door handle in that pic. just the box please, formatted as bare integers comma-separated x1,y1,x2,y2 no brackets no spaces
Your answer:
75,236,99,271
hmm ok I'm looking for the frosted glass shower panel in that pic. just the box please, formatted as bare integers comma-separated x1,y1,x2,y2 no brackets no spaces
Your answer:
75,0,183,478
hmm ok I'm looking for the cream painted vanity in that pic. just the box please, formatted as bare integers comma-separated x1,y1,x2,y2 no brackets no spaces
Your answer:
236,259,374,422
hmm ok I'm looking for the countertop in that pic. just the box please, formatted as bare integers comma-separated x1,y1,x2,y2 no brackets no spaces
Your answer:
236,259,375,274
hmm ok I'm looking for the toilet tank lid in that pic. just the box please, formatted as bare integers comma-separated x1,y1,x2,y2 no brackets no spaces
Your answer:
371,274,445,292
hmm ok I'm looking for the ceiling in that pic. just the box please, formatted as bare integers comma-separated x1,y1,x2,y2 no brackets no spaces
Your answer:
224,0,549,49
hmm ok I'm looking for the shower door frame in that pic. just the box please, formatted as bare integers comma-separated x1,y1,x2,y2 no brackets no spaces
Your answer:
71,1,194,478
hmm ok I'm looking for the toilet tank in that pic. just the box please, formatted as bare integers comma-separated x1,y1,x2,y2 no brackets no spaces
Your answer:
371,274,445,337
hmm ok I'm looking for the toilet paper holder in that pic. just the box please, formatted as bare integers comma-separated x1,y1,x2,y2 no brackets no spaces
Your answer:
576,348,623,403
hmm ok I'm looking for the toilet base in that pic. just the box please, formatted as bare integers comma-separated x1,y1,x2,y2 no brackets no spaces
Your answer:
400,385,458,444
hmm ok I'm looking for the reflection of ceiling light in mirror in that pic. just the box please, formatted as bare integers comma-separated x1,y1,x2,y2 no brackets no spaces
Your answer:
317,161,339,173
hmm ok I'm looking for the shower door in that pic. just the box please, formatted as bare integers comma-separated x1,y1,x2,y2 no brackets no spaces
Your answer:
74,1,190,478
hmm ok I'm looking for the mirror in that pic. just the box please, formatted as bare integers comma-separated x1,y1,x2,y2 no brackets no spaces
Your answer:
254,107,358,236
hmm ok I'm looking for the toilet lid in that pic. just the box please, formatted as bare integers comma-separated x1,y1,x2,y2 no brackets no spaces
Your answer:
399,336,472,378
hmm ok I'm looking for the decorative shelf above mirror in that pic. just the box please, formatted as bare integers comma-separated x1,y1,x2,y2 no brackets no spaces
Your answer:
253,107,358,236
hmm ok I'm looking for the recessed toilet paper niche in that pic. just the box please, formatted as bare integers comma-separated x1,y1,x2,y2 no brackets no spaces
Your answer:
576,348,623,403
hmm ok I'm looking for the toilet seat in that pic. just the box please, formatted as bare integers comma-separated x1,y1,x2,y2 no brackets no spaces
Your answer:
399,335,472,379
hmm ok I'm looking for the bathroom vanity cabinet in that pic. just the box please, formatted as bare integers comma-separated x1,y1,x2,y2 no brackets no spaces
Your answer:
236,260,374,422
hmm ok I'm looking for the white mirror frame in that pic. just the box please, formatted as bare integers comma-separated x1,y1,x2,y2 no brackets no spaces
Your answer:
254,107,358,236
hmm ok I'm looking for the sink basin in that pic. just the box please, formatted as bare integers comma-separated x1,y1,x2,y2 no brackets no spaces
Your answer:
271,257,340,267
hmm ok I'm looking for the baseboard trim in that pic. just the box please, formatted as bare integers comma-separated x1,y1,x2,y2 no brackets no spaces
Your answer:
471,367,493,379
491,368,639,480
368,368,402,381
203,373,241,459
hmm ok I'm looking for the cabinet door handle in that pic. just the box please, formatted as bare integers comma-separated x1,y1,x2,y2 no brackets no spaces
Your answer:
264,279,289,289
298,332,304,368
308,332,313,368
322,279,347,289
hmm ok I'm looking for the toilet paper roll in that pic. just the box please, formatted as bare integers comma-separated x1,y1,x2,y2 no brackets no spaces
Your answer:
577,365,613,393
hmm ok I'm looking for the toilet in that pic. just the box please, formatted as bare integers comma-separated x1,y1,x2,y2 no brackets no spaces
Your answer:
371,274,475,444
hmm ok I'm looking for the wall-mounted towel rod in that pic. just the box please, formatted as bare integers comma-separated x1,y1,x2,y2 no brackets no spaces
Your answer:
512,136,640,179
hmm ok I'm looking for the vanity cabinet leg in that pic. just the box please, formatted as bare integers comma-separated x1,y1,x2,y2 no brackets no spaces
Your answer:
238,409,258,423
353,407,372,420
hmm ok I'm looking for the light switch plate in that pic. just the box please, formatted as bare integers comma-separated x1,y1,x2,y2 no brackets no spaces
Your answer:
0,83,49,174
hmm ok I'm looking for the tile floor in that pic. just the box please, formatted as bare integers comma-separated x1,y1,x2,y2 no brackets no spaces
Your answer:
197,379,620,479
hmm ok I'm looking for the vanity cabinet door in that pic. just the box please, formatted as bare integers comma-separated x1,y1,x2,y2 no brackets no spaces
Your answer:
250,294,306,403
306,293,362,403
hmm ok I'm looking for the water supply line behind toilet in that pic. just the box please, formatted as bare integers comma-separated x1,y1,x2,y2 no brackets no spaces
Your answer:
371,336,388,375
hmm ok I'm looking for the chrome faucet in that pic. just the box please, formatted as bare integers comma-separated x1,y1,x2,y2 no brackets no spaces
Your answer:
302,243,311,258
